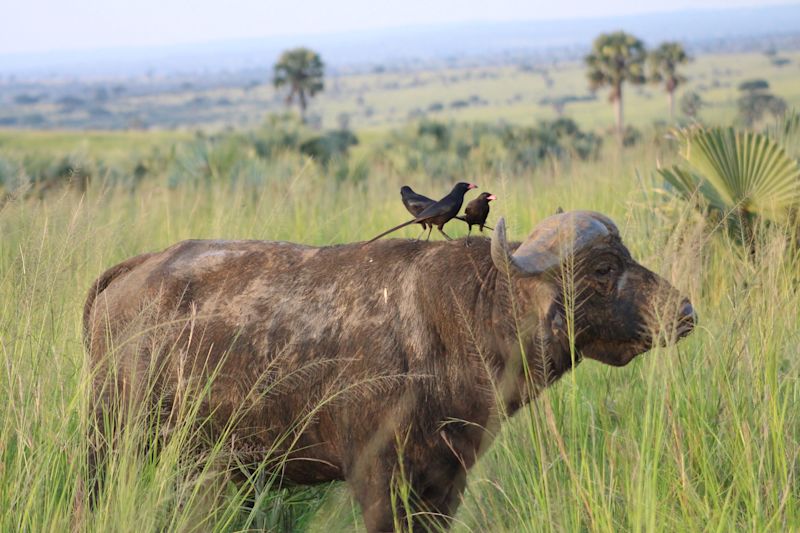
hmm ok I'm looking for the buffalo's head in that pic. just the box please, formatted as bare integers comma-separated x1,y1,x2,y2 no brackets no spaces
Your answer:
491,210,695,367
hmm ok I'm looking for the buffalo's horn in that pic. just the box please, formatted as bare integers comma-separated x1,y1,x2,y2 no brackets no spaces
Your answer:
491,217,523,274
491,211,619,276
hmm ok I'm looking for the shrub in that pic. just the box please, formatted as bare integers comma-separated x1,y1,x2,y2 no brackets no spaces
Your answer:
680,91,704,120
299,130,358,166
659,125,800,243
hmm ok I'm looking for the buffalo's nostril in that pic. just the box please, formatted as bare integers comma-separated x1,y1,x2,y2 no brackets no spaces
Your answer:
677,299,696,337
680,300,696,321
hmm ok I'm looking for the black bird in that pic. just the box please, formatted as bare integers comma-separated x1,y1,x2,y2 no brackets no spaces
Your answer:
401,185,492,238
368,182,477,243
462,192,496,245
400,185,435,238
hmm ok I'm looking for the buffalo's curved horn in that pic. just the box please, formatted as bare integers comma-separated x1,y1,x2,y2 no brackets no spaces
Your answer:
491,211,619,276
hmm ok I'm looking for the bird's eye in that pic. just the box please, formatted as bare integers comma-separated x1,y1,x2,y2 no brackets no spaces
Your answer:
594,264,613,276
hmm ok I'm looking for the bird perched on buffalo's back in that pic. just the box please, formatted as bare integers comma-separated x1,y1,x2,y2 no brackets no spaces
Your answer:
401,185,493,238
462,192,496,245
367,182,477,243
400,185,435,237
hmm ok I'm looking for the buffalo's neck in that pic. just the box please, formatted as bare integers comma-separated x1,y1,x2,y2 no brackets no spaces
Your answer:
477,257,576,416
410,240,562,418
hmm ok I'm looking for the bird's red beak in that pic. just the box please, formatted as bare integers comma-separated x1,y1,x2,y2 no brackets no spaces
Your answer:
468,183,478,190
487,194,496,201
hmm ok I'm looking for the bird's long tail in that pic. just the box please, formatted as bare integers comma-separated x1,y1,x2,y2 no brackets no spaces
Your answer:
366,219,417,244
454,216,493,231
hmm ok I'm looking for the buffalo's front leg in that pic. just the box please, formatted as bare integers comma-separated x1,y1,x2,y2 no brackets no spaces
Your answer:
349,471,396,533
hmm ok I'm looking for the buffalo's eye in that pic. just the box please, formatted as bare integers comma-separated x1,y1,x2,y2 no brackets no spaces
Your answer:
594,264,613,276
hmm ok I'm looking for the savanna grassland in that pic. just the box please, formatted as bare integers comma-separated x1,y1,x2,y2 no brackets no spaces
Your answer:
1,49,799,532
3,50,800,132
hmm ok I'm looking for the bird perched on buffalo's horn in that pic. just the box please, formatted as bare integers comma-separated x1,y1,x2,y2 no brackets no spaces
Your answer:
367,182,477,243
462,192,496,246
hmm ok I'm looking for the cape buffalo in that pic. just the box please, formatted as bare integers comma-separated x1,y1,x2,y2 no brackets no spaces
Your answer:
84,210,695,531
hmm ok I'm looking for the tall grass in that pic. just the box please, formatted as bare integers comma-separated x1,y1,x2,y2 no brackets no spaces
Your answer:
0,139,797,532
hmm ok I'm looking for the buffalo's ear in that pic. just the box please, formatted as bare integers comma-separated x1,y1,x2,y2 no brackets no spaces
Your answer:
541,290,572,367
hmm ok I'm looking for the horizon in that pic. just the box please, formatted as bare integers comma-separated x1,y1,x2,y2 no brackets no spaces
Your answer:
2,0,797,56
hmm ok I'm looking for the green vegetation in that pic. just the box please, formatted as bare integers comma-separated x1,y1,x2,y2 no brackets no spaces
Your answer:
737,79,788,127
0,116,605,199
679,91,704,120
1,111,799,530
659,124,800,243
2,42,800,531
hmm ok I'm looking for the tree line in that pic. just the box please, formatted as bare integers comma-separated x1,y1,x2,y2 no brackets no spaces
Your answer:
272,34,786,137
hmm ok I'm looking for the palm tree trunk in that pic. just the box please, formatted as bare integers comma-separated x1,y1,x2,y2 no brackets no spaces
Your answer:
299,90,307,123
614,84,624,142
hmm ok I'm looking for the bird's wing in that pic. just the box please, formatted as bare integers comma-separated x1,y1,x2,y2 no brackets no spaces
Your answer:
464,201,478,219
403,197,435,216
401,191,435,216
415,195,457,220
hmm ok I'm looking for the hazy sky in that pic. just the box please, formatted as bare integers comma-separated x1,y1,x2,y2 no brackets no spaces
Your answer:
1,0,795,55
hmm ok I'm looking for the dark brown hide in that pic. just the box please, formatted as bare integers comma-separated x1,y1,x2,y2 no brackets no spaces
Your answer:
85,212,694,531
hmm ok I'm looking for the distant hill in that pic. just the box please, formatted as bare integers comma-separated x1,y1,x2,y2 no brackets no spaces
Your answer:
2,3,800,78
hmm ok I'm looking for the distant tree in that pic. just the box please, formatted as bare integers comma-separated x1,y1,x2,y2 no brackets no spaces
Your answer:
737,80,787,127
585,31,647,140
336,112,351,131
13,93,42,105
648,42,690,121
738,79,770,92
679,91,704,120
272,47,325,122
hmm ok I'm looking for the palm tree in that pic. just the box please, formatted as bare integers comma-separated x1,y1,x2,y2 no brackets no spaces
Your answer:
585,31,647,140
649,42,690,122
272,48,325,122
